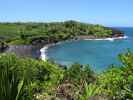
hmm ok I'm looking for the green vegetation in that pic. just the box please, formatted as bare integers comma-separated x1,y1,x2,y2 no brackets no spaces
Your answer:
0,21,129,99
0,54,64,100
0,21,113,45
0,50,133,100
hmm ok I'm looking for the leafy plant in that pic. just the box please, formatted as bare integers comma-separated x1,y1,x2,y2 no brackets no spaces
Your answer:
0,54,25,100
80,82,101,100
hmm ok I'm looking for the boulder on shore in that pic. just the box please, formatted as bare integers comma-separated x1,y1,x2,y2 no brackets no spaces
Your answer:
0,41,8,52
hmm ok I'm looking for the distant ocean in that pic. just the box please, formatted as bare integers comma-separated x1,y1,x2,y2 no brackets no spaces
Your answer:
46,27,133,72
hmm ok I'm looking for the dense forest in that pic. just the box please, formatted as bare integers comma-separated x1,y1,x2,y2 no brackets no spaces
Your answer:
0,20,123,45
0,50,133,100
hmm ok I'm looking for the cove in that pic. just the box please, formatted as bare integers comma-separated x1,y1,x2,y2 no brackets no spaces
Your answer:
45,27,133,72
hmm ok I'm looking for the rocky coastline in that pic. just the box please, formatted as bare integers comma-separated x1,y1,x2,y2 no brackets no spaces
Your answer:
0,28,126,61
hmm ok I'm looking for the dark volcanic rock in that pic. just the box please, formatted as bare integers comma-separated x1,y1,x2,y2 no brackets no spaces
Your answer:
108,27,124,37
0,42,8,52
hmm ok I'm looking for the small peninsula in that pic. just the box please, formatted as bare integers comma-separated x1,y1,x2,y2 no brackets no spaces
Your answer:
0,20,124,47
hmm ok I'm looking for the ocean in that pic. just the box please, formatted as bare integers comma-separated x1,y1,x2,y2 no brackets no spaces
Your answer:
46,27,133,72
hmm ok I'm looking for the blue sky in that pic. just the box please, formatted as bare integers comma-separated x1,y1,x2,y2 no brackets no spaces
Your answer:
0,0,133,26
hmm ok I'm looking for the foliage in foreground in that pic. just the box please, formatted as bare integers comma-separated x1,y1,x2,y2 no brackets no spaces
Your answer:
0,53,64,100
0,51,133,100
94,51,133,99
0,54,24,100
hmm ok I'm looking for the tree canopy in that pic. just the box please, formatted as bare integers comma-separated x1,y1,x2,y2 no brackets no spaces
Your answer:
0,21,114,45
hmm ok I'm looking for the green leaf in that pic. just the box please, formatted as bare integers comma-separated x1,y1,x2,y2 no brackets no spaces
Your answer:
15,79,24,100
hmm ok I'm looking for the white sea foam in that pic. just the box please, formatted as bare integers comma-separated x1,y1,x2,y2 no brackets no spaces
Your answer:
84,36,128,41
40,43,61,61
40,46,49,61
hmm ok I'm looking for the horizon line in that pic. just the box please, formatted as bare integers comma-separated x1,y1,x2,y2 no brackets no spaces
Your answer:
0,20,132,27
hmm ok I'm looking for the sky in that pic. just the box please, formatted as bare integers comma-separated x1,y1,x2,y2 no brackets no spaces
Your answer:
0,0,133,26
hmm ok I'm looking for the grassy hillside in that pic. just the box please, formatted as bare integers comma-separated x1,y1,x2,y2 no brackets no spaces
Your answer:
0,21,115,45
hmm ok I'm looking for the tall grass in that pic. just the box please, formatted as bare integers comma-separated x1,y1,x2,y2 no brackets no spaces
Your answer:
0,54,24,100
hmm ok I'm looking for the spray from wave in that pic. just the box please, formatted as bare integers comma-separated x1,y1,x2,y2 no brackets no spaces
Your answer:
40,46,49,61
84,36,128,41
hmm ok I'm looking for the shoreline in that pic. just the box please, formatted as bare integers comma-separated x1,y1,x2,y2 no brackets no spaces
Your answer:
40,35,128,61
40,39,77,61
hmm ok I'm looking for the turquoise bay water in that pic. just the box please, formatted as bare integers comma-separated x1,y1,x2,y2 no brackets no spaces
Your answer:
47,28,133,72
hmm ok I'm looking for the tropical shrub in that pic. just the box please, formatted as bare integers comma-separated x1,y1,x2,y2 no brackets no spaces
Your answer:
93,51,133,100
1,50,133,100
0,54,25,100
63,64,95,85
0,53,64,100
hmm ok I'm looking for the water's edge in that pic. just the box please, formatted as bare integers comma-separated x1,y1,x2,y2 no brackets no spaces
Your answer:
40,36,128,61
